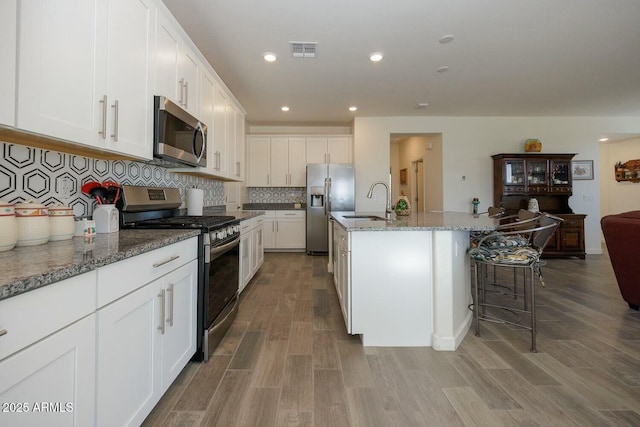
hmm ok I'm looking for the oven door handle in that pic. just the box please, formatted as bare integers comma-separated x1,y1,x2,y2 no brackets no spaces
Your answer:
210,236,240,258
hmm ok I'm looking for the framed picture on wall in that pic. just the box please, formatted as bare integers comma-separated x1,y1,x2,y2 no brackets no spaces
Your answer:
400,168,407,184
572,160,594,180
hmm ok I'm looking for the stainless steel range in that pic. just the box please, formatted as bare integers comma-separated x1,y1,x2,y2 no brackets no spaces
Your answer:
117,185,239,361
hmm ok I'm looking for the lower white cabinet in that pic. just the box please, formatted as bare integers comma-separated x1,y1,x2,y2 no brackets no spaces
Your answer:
333,221,351,332
0,315,96,427
0,271,98,427
263,210,306,250
239,216,264,294
96,258,197,427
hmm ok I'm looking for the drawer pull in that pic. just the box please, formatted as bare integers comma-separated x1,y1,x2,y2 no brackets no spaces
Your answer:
153,255,180,268
0,329,7,337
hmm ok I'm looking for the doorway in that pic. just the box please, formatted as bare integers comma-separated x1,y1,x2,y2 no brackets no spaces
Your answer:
411,159,424,212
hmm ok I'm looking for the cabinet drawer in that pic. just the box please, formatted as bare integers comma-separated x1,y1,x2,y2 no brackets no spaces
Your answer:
97,237,198,307
0,271,97,360
334,223,349,249
277,210,305,218
240,218,254,234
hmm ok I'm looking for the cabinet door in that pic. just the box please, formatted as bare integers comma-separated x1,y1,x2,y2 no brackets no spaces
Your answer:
327,137,351,164
201,70,217,173
213,87,228,175
502,159,526,192
154,12,181,106
0,0,16,126
97,281,162,427
0,315,96,427
226,102,237,178
252,222,264,273
17,0,102,147
337,240,351,333
102,0,154,159
276,218,306,249
526,159,548,191
288,137,307,186
235,110,245,179
248,137,271,186
262,217,276,249
239,231,252,293
161,260,197,391
306,137,327,164
179,47,200,116
270,137,289,186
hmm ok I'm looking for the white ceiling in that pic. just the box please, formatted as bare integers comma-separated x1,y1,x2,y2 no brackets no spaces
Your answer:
162,0,640,125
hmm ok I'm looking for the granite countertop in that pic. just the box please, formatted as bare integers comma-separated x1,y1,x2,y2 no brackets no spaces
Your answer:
242,203,306,211
331,211,498,231
229,210,266,220
0,229,200,302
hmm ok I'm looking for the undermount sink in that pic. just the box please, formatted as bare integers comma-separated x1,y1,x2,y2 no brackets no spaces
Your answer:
342,215,386,220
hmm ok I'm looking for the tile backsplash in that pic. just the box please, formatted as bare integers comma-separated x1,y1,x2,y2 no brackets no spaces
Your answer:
0,141,225,217
248,187,306,204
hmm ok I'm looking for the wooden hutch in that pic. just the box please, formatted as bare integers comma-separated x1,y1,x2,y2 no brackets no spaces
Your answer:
492,153,586,259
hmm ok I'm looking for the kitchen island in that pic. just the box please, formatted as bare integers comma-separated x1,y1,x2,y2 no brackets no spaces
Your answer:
330,211,497,350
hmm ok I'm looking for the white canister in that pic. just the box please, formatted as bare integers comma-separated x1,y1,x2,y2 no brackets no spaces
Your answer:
93,204,119,233
0,200,18,252
527,197,540,213
187,188,204,216
48,204,75,241
15,200,50,246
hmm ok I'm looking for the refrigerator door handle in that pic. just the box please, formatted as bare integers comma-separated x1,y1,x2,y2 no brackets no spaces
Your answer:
323,178,328,216
326,177,332,214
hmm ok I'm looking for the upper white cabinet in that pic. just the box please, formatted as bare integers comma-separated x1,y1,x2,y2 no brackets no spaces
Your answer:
0,0,16,127
155,11,200,117
17,0,155,160
247,136,306,187
235,109,246,180
306,136,352,164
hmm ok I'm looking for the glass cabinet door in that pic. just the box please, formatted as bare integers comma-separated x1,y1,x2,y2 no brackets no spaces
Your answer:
550,160,570,186
504,159,525,186
527,160,547,186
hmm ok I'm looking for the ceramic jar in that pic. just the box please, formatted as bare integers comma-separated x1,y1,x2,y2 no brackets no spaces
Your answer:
15,200,50,246
49,203,75,241
0,200,18,252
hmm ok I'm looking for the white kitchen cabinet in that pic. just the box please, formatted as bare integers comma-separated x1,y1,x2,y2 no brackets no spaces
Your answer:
225,102,237,177
155,10,200,117
0,271,97,427
239,216,265,294
333,221,351,332
0,0,16,126
247,136,306,187
262,210,306,250
234,110,246,180
247,137,271,186
212,85,229,176
306,136,352,164
0,315,97,427
96,239,198,427
17,0,155,160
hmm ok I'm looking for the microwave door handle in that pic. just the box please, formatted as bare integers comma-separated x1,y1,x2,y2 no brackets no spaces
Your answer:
193,122,205,164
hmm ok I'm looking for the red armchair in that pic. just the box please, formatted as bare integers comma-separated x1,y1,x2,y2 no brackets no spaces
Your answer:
601,211,640,310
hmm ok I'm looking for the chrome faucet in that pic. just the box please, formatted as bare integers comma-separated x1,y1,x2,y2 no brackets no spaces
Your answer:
366,180,393,220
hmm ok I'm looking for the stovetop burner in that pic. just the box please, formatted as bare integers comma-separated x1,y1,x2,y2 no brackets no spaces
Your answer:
131,215,237,230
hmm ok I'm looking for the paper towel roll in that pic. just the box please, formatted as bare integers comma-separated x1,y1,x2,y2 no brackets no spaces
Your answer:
187,188,204,216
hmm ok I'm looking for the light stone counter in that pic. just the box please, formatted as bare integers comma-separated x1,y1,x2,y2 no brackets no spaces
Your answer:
0,229,200,301
331,210,498,231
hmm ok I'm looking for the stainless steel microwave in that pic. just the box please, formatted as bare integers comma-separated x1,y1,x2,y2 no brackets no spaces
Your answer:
153,95,207,167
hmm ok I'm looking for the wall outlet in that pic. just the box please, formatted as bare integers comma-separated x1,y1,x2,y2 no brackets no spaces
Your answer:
57,177,72,199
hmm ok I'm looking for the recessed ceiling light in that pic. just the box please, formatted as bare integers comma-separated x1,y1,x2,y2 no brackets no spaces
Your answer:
349,106,358,112
263,52,277,62
437,66,450,73
439,35,454,44
416,102,430,109
599,137,609,142
369,52,384,62
281,106,290,112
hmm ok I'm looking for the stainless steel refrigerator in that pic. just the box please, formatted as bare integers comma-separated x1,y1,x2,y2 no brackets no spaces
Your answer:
306,164,355,254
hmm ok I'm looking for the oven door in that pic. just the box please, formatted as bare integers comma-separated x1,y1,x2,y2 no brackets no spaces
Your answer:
204,235,240,360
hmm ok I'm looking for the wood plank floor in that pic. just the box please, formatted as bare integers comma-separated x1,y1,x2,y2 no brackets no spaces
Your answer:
143,251,640,426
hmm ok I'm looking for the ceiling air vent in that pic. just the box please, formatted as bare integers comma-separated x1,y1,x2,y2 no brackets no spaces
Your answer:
290,42,317,58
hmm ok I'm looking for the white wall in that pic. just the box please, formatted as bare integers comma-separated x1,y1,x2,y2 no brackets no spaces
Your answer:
354,116,640,255
599,137,640,217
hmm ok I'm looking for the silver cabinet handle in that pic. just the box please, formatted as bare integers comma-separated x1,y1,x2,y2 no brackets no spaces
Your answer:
153,255,180,268
0,329,7,337
184,81,189,108
166,284,174,327
99,95,107,139
267,174,270,185
178,78,185,105
328,153,331,163
236,161,240,176
111,100,119,141
157,289,166,334
272,221,275,232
